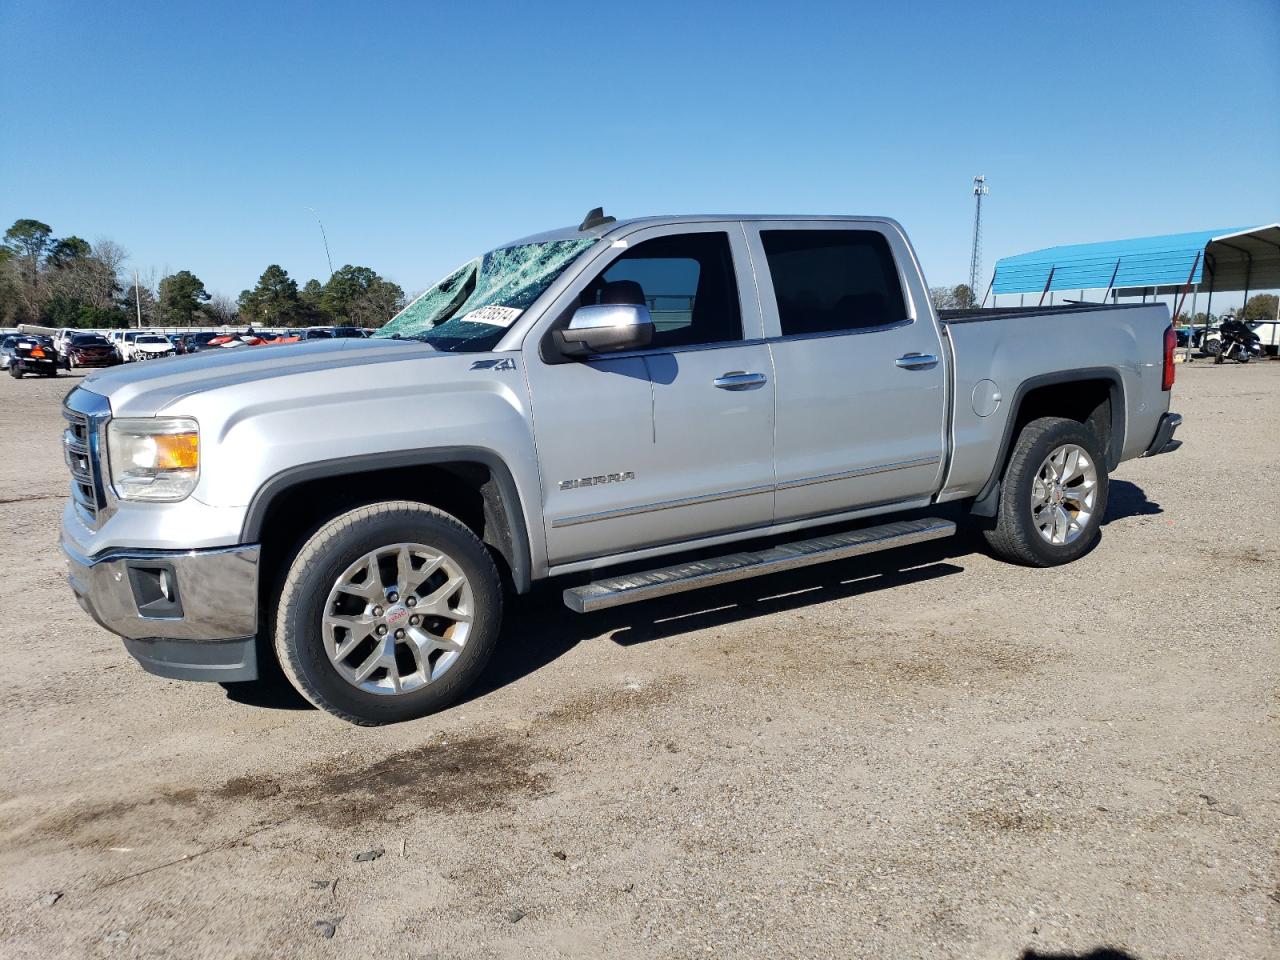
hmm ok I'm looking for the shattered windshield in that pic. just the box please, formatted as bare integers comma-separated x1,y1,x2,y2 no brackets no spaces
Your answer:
375,238,595,352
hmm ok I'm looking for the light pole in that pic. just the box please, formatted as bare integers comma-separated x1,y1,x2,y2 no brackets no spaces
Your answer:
307,207,335,279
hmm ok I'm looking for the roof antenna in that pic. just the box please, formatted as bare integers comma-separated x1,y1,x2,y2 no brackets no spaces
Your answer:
579,206,616,231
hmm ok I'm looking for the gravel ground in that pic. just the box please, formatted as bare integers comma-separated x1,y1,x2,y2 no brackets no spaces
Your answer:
0,361,1276,960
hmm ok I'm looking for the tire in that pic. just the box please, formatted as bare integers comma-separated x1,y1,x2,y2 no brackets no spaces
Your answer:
983,416,1109,567
272,500,503,725
9,365,21,379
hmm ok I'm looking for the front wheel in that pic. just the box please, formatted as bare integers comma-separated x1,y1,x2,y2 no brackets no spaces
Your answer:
272,501,503,725
983,417,1109,567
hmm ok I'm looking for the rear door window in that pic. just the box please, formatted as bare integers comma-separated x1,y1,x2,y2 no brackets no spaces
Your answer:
761,229,907,336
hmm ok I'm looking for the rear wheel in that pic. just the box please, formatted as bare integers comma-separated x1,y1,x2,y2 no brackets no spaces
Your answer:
272,501,503,725
9,365,21,379
983,417,1108,567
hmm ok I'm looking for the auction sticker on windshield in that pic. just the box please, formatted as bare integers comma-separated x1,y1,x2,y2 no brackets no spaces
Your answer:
459,305,523,327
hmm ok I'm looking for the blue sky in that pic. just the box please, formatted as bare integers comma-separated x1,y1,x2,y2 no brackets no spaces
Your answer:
2,0,1277,304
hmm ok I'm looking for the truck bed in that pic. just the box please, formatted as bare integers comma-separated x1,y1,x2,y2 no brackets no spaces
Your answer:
936,301,1172,507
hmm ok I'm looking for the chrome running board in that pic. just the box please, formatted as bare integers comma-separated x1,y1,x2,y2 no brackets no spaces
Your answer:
562,517,956,613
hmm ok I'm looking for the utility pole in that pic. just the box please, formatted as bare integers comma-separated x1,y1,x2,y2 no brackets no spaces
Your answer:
133,270,144,328
968,175,989,299
307,207,335,279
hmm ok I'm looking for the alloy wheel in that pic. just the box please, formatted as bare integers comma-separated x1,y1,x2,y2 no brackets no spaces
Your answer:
322,542,474,695
1030,443,1098,546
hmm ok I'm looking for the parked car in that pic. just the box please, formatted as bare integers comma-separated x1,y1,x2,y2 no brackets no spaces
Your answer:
178,332,223,354
61,211,1181,725
5,335,59,378
63,333,122,369
119,333,177,362
110,330,142,357
301,326,368,340
53,328,79,355
207,333,266,348
0,336,20,371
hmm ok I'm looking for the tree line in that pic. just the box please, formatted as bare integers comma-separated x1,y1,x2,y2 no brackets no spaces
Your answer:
0,217,406,330
929,284,978,310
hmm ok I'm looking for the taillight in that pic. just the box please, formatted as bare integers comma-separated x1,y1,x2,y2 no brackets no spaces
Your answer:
30,346,46,359
1161,325,1176,390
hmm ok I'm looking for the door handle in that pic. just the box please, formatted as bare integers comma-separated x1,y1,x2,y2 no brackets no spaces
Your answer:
895,353,938,369
713,371,768,390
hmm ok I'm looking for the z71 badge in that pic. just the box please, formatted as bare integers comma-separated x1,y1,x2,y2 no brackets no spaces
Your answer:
559,471,635,491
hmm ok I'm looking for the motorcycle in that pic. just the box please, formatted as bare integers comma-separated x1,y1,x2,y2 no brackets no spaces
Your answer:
1207,319,1265,364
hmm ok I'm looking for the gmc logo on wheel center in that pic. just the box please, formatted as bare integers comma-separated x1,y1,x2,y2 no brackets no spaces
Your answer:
559,471,636,491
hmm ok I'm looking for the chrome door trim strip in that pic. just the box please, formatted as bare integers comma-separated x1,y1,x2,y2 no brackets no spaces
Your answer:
775,455,941,491
551,482,774,528
551,456,940,529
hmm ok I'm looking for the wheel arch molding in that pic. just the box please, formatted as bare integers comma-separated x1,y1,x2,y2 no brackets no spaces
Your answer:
241,446,533,593
970,367,1125,518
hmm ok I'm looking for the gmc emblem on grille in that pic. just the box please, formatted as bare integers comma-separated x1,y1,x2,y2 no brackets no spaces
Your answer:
560,471,635,491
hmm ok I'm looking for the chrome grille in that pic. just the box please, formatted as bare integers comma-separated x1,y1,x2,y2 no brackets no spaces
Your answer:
63,406,105,525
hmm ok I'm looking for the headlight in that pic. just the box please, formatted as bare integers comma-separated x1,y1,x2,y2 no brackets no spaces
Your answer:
107,418,200,501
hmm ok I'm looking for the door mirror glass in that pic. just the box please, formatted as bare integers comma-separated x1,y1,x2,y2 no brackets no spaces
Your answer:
554,303,654,358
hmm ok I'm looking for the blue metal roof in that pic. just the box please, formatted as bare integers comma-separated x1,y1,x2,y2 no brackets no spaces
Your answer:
992,226,1259,294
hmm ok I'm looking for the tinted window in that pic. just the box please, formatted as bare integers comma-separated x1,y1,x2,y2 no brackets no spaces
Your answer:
761,230,907,336
580,232,742,348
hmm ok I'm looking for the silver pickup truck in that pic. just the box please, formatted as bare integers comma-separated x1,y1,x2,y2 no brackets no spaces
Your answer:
61,212,1182,724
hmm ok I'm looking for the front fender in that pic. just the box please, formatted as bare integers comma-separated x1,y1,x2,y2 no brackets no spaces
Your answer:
159,351,547,583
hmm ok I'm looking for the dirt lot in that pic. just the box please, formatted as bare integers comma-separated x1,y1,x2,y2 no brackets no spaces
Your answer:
0,361,1276,960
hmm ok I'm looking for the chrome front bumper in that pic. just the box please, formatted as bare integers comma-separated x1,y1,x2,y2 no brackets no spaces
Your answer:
63,540,261,681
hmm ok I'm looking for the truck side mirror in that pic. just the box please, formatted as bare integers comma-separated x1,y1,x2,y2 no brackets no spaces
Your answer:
553,303,655,359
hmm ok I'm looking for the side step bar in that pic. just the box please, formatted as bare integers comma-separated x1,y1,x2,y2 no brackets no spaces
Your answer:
563,517,956,613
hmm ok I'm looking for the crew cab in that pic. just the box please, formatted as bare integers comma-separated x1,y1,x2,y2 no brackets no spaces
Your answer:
61,212,1181,724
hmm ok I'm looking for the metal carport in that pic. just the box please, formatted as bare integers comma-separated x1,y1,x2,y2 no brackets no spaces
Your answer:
989,224,1280,352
